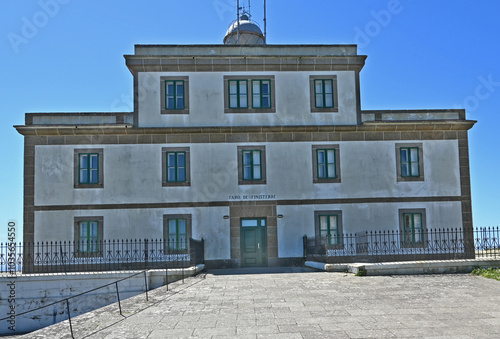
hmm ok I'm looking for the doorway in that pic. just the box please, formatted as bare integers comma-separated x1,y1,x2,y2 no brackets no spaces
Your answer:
240,218,268,267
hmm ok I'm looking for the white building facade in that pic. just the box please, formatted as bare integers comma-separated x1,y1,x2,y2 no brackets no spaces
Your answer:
16,22,475,269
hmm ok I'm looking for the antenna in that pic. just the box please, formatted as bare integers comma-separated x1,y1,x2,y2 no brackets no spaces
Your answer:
264,0,267,41
236,0,240,44
227,0,266,45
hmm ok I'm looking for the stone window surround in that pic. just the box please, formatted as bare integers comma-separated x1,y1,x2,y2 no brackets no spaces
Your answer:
398,208,427,248
160,76,190,115
396,143,424,182
162,147,191,187
224,75,276,114
310,75,339,113
314,210,343,249
74,216,104,256
74,148,104,189
237,145,267,185
312,144,341,183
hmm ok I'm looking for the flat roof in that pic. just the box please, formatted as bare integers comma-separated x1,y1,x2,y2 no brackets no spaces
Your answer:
130,44,360,57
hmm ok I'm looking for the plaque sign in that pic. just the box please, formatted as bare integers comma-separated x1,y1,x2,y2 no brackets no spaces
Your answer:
228,194,277,201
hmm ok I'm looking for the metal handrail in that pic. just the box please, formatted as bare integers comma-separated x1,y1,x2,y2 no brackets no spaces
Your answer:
0,262,197,338
0,238,205,337
0,269,149,338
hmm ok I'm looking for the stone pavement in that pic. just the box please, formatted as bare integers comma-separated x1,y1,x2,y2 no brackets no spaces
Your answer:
13,267,500,338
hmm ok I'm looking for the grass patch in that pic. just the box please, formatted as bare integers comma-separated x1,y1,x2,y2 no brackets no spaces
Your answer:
355,268,366,276
471,267,500,281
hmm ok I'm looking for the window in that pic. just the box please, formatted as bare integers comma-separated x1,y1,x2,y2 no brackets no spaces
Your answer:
315,211,343,248
317,149,335,178
312,145,341,183
319,215,339,245
167,218,187,251
396,143,424,182
78,221,99,252
74,149,103,188
224,76,275,113
163,214,192,253
74,216,103,255
237,146,266,185
243,150,262,180
79,153,99,184
252,80,271,108
229,80,248,108
314,80,333,108
161,76,189,114
399,209,427,247
310,75,338,113
162,147,190,186
167,152,186,182
166,80,185,109
401,147,420,177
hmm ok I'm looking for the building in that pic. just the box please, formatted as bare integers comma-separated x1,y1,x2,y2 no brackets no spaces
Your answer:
15,13,475,270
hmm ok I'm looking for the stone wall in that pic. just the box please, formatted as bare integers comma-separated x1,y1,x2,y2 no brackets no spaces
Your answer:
0,266,203,335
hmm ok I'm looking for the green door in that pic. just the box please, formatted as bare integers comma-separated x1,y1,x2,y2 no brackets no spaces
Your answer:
240,218,268,267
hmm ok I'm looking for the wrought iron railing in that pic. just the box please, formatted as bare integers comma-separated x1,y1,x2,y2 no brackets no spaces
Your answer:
0,238,204,274
304,227,499,263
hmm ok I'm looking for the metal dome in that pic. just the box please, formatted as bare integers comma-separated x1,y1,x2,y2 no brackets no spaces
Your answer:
223,13,266,45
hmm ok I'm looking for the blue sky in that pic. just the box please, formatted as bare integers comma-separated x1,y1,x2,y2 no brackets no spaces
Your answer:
1,0,499,243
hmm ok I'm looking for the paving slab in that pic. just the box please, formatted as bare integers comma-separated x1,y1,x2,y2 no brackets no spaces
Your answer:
8,267,500,338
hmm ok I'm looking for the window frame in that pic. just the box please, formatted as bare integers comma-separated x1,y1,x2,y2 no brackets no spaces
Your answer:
309,75,339,113
163,214,192,254
74,216,103,257
224,75,276,113
74,148,104,188
314,210,343,249
228,79,249,109
161,76,189,114
162,147,190,187
251,79,272,109
312,145,341,183
399,209,427,248
396,143,424,182
237,145,266,185
242,150,262,181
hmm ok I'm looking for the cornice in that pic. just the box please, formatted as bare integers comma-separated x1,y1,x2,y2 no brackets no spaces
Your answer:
124,55,367,74
14,120,476,137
